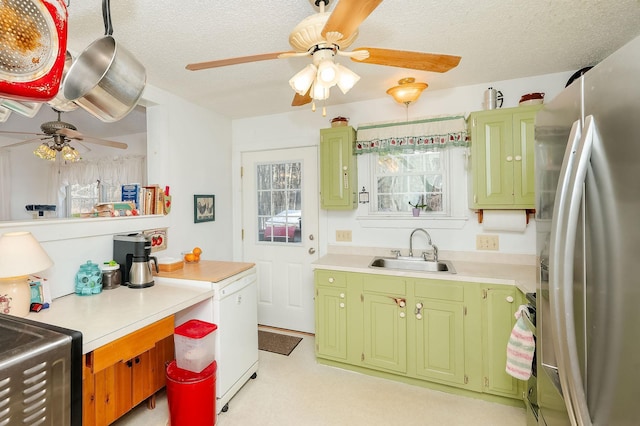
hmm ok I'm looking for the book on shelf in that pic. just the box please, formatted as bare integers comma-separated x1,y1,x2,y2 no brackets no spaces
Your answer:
121,183,141,209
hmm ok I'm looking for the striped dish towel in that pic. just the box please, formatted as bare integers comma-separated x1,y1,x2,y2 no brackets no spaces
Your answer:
505,305,535,380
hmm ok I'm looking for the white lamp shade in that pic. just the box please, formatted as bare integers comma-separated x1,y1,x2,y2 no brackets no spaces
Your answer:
289,64,317,96
312,82,329,101
336,64,360,94
316,59,339,88
0,231,54,278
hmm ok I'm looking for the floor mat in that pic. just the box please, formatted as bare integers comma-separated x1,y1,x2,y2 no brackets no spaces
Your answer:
258,330,302,356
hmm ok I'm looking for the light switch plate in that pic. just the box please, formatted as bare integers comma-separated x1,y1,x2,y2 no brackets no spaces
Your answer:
476,234,499,250
336,230,352,242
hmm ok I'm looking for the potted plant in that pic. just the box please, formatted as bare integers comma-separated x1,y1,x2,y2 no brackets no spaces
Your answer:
409,197,427,217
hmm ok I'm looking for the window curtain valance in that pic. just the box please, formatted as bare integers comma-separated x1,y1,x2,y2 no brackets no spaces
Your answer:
355,114,468,155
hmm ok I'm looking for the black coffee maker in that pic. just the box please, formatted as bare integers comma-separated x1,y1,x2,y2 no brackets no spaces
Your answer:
113,233,158,288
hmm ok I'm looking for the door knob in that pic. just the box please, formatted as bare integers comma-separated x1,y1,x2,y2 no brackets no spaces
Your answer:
309,234,314,241
308,248,316,254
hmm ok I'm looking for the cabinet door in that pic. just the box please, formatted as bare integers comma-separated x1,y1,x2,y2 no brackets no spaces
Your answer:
362,292,407,373
316,285,348,360
471,110,514,207
512,110,536,206
131,351,155,408
93,361,132,426
415,299,466,385
482,286,520,398
320,126,357,210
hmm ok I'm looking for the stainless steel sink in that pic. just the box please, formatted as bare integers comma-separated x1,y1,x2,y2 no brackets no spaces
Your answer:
369,256,456,274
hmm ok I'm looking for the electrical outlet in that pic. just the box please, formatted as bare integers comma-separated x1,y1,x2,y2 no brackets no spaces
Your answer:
476,234,499,251
336,230,352,242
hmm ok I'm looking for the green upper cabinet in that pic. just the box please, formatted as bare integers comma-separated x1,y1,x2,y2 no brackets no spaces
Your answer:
468,105,541,209
319,126,358,210
481,285,523,399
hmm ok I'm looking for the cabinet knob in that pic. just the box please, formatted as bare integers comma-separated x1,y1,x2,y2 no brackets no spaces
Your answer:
398,300,406,308
339,302,345,308
506,155,513,162
416,313,423,320
515,155,522,161
506,296,514,303
340,293,345,298
416,302,423,309
399,312,406,318
328,277,334,283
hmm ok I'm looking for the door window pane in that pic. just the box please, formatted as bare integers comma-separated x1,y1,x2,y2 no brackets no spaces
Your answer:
257,161,302,243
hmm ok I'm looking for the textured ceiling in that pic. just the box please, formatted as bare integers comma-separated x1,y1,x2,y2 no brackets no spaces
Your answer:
3,0,640,135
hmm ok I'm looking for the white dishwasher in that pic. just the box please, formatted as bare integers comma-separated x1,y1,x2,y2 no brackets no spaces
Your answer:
170,267,258,413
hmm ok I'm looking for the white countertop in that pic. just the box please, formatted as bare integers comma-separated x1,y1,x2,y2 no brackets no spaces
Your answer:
25,279,214,354
313,254,536,295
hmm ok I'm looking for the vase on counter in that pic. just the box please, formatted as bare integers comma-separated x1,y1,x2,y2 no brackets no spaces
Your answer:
412,208,421,217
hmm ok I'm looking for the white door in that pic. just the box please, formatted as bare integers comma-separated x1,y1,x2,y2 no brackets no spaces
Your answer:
241,147,319,333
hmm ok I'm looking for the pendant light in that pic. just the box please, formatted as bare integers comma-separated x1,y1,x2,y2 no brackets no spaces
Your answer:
386,77,428,105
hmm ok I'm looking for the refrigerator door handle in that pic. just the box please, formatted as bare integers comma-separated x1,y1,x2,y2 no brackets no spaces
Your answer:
552,116,597,426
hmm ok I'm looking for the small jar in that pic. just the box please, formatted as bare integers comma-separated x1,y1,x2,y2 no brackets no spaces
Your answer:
75,261,103,295
100,263,121,290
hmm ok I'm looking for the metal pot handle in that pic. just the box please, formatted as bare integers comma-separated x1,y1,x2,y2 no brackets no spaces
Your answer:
102,0,113,36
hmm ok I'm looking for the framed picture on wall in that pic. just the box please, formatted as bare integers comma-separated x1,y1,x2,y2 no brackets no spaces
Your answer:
194,194,215,223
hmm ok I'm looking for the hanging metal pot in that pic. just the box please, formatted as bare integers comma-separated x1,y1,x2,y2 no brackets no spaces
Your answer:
62,0,146,122
47,50,78,111
0,0,68,102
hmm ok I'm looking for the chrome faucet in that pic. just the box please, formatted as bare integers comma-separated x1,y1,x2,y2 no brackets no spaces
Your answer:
409,228,438,261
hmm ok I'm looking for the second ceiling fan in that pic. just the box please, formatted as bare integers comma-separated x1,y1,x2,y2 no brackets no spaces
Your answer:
186,0,461,110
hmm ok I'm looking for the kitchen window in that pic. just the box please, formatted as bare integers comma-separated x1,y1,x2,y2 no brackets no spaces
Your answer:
354,115,469,229
372,151,448,215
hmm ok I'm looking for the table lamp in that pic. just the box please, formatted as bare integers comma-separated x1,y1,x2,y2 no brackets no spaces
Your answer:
0,231,54,317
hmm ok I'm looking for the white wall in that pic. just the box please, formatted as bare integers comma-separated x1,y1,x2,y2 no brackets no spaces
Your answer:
232,71,575,259
0,85,233,298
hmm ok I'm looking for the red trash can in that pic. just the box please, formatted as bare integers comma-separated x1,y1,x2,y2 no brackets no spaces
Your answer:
166,360,217,426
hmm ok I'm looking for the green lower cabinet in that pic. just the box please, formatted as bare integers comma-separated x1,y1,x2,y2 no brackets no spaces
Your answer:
481,285,523,399
316,285,348,360
414,299,466,385
362,292,407,374
362,275,407,374
315,270,348,361
314,269,524,406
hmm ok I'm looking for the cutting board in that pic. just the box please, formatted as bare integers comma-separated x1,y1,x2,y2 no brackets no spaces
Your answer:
155,260,255,283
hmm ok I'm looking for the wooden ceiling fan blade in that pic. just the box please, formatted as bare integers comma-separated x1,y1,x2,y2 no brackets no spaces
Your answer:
58,128,84,139
1,137,47,149
351,47,461,73
0,130,46,138
291,89,312,107
79,136,128,150
186,51,295,71
322,0,382,41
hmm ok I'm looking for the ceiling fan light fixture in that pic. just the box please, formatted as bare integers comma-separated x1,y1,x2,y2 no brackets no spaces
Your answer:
289,64,317,95
61,145,80,162
316,59,339,88
33,144,51,160
312,82,330,101
335,63,360,94
386,77,428,105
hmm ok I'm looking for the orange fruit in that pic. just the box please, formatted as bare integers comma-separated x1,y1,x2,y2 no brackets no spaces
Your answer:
184,253,195,262
193,247,202,255
194,253,200,262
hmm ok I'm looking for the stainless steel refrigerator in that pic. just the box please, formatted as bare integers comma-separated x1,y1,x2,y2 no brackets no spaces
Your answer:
534,34,640,426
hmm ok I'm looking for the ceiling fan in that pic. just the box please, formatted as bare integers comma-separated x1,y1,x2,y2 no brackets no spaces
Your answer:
186,0,461,110
0,109,128,161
